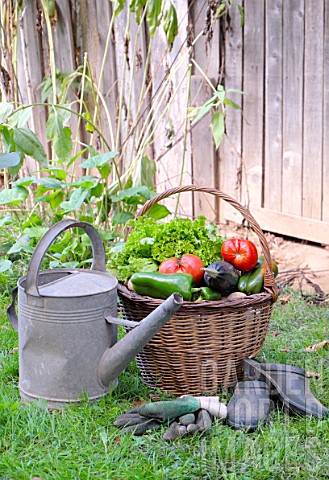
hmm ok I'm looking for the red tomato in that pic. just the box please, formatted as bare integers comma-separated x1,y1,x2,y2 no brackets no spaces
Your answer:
159,254,204,286
221,238,258,272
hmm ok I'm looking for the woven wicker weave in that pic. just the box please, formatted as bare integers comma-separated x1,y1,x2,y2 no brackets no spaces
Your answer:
118,185,279,395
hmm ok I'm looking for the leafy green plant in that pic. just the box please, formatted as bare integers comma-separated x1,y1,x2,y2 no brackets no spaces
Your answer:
0,0,243,283
107,215,224,281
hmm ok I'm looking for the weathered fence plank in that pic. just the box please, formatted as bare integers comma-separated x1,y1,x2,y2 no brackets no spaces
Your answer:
190,76,217,221
19,4,48,150
151,0,193,217
219,4,243,223
264,0,283,212
324,0,329,223
113,6,151,176
80,0,118,151
282,0,304,217
241,0,264,210
190,1,220,219
303,0,323,220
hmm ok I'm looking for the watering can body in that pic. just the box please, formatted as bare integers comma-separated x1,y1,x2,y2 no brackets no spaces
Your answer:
7,219,183,408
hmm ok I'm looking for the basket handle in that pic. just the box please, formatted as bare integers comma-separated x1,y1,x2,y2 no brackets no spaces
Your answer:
137,185,279,300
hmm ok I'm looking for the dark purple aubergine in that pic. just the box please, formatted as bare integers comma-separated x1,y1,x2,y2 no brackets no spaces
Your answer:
203,260,240,296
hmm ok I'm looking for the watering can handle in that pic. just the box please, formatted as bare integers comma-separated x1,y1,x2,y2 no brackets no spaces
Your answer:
25,219,106,297
7,286,18,331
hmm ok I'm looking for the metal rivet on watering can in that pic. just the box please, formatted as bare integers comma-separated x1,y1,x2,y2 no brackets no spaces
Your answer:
7,219,183,408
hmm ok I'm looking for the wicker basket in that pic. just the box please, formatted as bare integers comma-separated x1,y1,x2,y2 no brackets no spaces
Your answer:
118,185,279,395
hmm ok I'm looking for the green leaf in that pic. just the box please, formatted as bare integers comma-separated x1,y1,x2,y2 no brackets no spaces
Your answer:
0,124,14,151
129,0,147,23
11,176,35,187
133,155,156,189
23,226,49,238
13,128,48,166
35,177,63,190
111,186,154,204
224,98,241,110
0,102,13,123
0,214,12,227
46,109,72,163
54,126,72,164
82,111,95,133
68,176,98,189
0,186,29,205
7,234,33,255
189,103,213,126
46,108,68,139
80,151,117,169
163,3,178,49
0,152,21,168
39,166,67,181
112,0,125,17
145,203,170,220
46,190,64,209
99,163,112,180
0,259,12,273
211,110,225,149
8,106,33,128
112,210,134,225
238,4,245,27
67,147,88,168
147,0,163,37
21,213,42,228
60,187,88,213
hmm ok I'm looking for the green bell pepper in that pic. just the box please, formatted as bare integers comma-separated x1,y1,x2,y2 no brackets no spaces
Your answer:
198,286,222,301
130,272,195,301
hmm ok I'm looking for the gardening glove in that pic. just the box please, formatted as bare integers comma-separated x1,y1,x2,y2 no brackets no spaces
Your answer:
162,397,227,441
163,409,214,441
114,396,202,436
113,408,165,435
190,396,227,419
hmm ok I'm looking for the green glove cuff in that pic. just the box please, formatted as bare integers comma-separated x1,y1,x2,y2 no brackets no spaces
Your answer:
137,396,200,422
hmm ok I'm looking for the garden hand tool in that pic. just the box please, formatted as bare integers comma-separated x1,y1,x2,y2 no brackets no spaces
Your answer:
244,359,329,418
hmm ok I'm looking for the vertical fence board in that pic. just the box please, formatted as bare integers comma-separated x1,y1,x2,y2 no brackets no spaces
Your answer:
151,0,193,217
17,2,49,172
53,0,76,74
219,5,243,223
190,76,217,221
264,0,283,212
190,2,220,218
303,0,323,220
52,0,80,170
191,2,220,75
80,0,118,152
241,0,264,210
113,7,151,175
324,0,329,223
282,0,304,216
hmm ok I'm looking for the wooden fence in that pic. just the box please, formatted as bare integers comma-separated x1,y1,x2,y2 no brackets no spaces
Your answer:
3,0,329,245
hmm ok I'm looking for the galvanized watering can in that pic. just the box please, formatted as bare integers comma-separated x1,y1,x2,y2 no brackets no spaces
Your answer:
7,219,183,408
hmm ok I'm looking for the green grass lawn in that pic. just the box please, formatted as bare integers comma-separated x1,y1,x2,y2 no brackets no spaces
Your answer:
0,290,328,480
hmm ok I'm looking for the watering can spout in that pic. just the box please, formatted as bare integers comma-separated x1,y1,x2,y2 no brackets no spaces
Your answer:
98,293,183,387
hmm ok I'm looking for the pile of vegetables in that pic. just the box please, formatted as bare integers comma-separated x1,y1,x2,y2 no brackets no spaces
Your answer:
107,216,278,302
107,216,224,282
